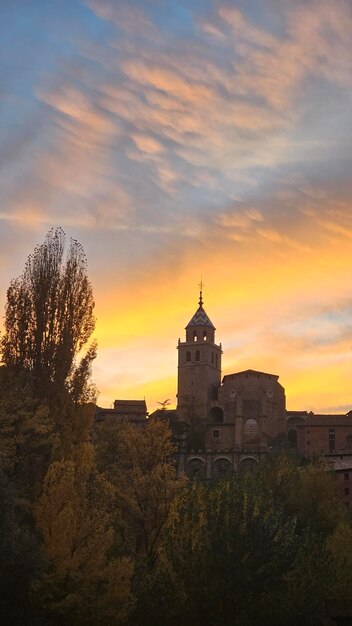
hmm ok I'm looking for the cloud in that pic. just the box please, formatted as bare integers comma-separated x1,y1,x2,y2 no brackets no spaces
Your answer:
131,133,165,154
1,0,352,413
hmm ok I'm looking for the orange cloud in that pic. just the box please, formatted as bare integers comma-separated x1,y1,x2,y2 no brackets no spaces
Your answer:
132,133,164,154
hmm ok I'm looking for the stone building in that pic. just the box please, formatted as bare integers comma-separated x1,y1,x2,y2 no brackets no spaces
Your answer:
172,290,287,478
96,399,148,424
287,411,352,456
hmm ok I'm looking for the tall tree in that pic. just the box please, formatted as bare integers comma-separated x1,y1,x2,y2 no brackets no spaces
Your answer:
1,227,95,402
34,444,134,626
96,418,182,562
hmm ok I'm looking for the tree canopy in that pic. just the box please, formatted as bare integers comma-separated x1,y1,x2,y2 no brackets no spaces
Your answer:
1,227,95,402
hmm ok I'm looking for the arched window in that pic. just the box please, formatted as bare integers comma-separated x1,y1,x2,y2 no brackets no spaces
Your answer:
244,418,259,444
195,350,200,361
287,429,297,449
193,330,198,342
203,330,207,341
209,406,224,423
186,351,191,362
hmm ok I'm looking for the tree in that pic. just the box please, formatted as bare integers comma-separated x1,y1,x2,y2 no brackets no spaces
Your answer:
153,473,331,626
34,444,134,626
327,521,352,602
1,227,95,404
96,418,182,563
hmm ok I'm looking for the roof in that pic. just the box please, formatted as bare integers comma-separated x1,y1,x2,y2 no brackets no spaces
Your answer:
148,408,179,420
296,414,352,427
223,369,279,382
113,399,147,413
186,304,215,329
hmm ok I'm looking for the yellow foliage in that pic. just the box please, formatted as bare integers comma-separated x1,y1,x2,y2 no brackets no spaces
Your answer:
35,449,134,624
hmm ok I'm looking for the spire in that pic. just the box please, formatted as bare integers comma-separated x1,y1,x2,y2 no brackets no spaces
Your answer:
198,276,204,307
186,277,215,330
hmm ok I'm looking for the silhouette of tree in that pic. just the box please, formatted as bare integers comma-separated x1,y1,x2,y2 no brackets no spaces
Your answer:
1,227,95,403
157,399,170,410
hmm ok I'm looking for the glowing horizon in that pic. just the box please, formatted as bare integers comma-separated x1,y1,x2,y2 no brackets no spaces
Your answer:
0,1,351,413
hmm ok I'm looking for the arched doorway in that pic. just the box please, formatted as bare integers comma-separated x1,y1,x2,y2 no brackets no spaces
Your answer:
212,457,233,479
186,457,206,480
287,429,297,449
239,457,258,474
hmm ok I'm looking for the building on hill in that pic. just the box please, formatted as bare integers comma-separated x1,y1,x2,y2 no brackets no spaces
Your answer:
171,289,287,478
96,399,148,424
98,289,352,482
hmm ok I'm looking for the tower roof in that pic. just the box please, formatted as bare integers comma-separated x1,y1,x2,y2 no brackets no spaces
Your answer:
186,304,215,329
186,283,216,329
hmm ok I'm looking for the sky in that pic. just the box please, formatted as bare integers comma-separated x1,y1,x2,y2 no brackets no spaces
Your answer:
0,0,352,413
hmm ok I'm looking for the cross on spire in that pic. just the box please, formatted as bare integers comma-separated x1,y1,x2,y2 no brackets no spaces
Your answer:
198,276,205,307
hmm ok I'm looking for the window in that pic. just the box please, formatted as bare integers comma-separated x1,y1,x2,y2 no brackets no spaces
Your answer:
329,429,335,452
243,400,260,419
186,351,191,362
213,430,220,438
307,440,310,446
244,419,259,444
195,350,200,361
203,330,207,341
345,487,350,496
193,330,197,342
212,352,214,364
344,472,349,481
210,406,224,423
215,354,218,368
287,429,297,449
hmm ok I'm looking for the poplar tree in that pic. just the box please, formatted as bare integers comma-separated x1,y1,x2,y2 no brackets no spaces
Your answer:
1,227,95,403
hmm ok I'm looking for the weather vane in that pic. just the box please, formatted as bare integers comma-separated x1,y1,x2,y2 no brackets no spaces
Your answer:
198,275,205,306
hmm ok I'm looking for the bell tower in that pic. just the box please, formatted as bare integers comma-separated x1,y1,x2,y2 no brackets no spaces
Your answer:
177,285,222,422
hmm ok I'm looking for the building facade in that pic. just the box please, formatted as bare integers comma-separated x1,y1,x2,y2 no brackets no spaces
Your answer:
174,291,287,478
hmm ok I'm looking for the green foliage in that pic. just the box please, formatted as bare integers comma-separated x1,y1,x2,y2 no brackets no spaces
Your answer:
327,521,352,601
132,454,347,626
154,476,329,626
258,452,346,533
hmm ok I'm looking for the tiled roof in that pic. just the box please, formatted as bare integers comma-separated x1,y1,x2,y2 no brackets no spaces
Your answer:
186,305,215,329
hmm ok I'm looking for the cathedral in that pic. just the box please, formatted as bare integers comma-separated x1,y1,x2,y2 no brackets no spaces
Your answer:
172,288,287,478
97,289,352,485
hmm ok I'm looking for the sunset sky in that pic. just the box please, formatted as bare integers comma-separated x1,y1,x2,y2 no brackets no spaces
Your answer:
1,0,352,413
